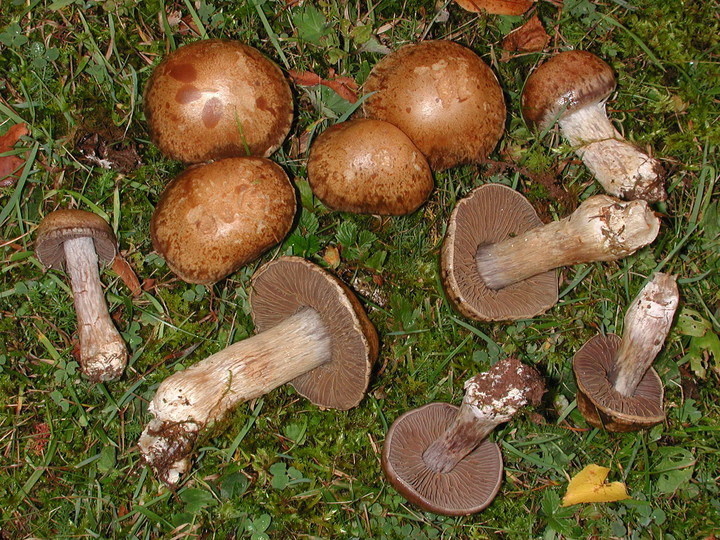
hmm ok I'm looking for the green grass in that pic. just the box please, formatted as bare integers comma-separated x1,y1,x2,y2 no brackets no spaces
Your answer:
1,0,719,538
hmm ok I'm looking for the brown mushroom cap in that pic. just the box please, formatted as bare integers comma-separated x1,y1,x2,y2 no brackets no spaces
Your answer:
363,40,506,171
307,118,433,215
521,50,616,131
441,183,558,321
150,157,296,285
144,39,293,163
250,256,379,410
382,402,503,516
35,209,117,269
454,0,534,15
573,334,664,432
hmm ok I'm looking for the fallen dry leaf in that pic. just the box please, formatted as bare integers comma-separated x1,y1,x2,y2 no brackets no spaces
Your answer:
561,464,631,507
112,254,142,297
0,123,29,187
289,69,359,103
502,15,550,53
454,0,534,16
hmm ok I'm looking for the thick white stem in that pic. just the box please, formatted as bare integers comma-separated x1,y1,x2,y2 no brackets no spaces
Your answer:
64,236,127,382
609,273,679,397
476,195,660,290
139,307,331,485
559,103,666,202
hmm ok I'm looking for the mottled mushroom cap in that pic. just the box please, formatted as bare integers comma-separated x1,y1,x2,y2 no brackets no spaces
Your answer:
144,39,293,163
150,157,296,285
521,50,616,131
250,256,379,410
307,118,433,215
454,0,534,15
382,402,503,516
35,209,117,269
363,40,506,171
573,334,664,432
441,183,558,321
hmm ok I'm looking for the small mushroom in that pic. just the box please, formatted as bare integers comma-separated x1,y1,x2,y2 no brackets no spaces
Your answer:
574,273,679,432
521,50,666,202
441,183,661,321
144,39,293,163
150,157,296,285
453,0,534,15
34,209,127,382
363,40,506,171
307,118,433,215
382,357,544,516
138,256,379,485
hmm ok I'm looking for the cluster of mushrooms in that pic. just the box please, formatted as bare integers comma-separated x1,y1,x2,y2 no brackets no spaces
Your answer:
34,29,680,516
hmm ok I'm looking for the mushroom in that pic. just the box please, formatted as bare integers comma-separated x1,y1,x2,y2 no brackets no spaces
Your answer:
363,40,506,171
382,357,544,516
441,183,661,321
521,50,666,202
34,209,127,382
150,157,296,285
144,39,293,163
307,118,434,215
138,256,379,485
574,273,679,432
453,0,534,15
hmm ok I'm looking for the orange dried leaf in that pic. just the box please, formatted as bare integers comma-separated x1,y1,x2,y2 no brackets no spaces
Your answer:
561,464,631,507
0,123,29,186
454,0,534,16
502,15,550,53
112,255,142,297
289,69,359,103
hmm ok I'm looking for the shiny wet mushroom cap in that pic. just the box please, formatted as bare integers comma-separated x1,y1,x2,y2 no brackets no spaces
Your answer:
138,256,379,485
307,118,433,215
35,209,127,382
150,157,296,285
453,0,534,15
363,40,506,171
144,39,293,163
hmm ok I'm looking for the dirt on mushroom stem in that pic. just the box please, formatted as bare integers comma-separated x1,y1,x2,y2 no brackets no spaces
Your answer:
607,273,680,396
422,358,544,474
475,195,660,290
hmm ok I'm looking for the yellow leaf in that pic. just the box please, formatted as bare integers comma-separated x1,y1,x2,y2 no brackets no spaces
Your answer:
561,464,631,507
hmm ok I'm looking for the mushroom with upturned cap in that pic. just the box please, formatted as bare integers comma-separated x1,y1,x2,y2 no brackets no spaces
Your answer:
307,118,433,215
150,157,296,285
363,40,506,171
144,39,293,163
521,50,666,202
34,209,128,382
138,256,379,485
382,357,544,516
574,273,679,432
441,183,661,321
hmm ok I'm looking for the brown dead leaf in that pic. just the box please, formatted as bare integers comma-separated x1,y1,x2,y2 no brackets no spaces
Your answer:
289,69,359,103
502,15,550,53
112,254,142,297
0,123,29,187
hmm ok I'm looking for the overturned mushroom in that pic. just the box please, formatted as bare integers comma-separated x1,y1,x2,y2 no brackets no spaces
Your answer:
138,257,378,485
442,183,661,321
522,50,666,202
382,357,544,516
574,273,679,431
35,209,127,382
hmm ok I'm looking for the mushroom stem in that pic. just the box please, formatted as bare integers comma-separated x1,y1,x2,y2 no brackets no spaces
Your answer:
138,307,331,485
422,358,544,474
608,273,679,397
559,103,666,203
63,236,127,382
476,195,660,290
